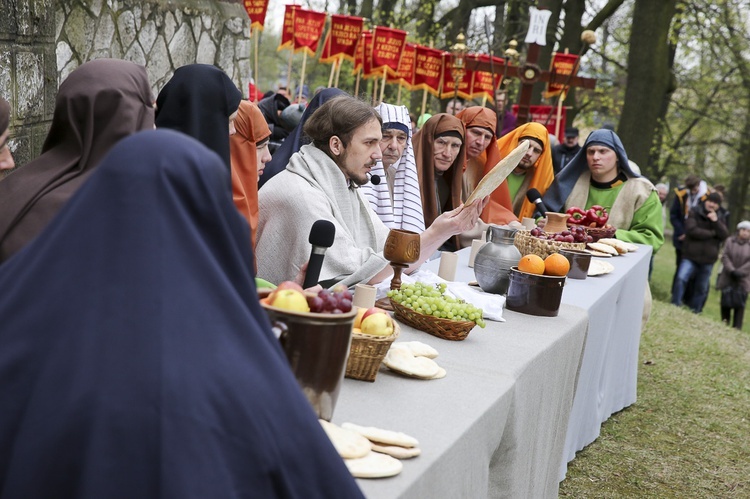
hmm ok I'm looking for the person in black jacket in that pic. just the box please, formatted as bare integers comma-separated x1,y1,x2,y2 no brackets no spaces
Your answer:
671,192,729,313
551,126,581,174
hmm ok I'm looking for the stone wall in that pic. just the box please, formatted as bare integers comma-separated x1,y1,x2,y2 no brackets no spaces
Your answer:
2,0,251,170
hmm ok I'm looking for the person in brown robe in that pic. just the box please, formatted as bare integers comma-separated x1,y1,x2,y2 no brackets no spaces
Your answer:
0,59,154,262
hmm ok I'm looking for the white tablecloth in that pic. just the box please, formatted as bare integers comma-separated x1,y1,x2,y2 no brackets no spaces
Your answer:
423,244,651,481
332,245,649,497
334,299,588,497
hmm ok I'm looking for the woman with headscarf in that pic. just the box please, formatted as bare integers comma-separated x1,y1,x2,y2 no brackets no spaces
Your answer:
0,129,364,498
0,59,154,263
155,64,242,171
497,122,554,220
456,107,518,226
0,96,15,172
543,128,664,251
230,100,272,247
259,87,347,189
414,113,471,251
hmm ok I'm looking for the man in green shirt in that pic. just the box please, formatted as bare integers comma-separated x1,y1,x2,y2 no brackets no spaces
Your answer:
543,129,664,251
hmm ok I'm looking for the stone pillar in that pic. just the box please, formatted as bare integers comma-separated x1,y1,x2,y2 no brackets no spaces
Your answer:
0,0,57,170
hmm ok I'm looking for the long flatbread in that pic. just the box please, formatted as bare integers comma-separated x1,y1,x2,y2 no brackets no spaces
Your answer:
465,140,530,205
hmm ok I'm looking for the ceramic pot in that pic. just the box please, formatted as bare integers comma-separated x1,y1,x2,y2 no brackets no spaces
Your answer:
544,212,569,233
506,267,566,317
559,249,592,280
473,226,522,295
261,299,357,421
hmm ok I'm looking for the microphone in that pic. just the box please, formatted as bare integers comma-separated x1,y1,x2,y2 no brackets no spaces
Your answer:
525,188,548,217
367,173,381,185
302,220,336,289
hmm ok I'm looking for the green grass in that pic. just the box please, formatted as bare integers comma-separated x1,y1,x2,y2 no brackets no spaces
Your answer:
559,242,750,497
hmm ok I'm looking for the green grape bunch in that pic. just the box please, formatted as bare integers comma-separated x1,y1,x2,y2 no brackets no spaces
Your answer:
386,282,486,328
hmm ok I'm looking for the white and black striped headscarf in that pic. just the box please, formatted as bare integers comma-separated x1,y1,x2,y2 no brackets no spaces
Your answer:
363,103,425,234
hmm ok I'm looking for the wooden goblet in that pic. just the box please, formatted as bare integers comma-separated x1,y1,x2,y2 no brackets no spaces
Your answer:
383,229,421,291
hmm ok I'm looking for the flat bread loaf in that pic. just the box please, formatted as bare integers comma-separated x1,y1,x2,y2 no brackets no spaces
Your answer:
319,420,372,459
596,238,628,254
371,442,421,459
391,341,439,359
431,366,447,379
341,422,420,448
345,451,403,478
383,347,440,379
587,242,619,256
588,259,615,276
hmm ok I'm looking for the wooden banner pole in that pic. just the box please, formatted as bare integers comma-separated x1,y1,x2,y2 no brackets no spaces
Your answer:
397,84,402,105
335,58,342,87
286,49,294,90
372,78,379,106
421,89,428,117
554,90,566,138
253,28,260,101
354,69,361,97
379,67,387,104
328,59,336,87
298,51,308,101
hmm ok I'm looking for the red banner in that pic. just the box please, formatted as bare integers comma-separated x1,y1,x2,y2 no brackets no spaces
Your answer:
277,4,298,51
467,54,505,101
292,8,327,56
544,52,579,98
387,43,416,89
511,105,567,140
412,45,444,96
353,31,377,78
243,0,270,31
371,26,407,77
319,14,364,63
440,53,473,99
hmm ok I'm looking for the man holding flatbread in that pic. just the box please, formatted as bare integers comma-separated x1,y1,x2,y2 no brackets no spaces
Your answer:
498,122,554,220
256,95,488,287
456,107,519,226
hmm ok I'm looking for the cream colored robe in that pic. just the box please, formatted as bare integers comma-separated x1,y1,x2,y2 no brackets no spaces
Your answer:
256,145,390,287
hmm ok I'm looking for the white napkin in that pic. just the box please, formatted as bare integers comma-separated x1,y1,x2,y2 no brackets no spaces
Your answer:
375,269,506,322
446,282,506,322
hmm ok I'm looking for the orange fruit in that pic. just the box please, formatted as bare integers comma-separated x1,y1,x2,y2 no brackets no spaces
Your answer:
518,254,545,275
544,253,571,276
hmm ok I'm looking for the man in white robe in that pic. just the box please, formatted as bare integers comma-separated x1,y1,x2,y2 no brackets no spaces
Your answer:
256,96,486,286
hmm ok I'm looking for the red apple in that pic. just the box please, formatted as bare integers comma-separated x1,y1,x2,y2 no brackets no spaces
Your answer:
361,307,388,322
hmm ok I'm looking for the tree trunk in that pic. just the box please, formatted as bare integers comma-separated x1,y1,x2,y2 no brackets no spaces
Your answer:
618,0,678,170
728,113,750,225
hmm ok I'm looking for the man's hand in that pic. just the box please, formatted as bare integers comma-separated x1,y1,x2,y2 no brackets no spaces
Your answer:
292,261,323,293
432,196,489,236
706,210,718,222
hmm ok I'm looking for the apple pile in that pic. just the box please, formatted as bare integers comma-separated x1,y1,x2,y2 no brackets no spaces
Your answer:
353,307,394,337
266,282,354,314
529,225,592,243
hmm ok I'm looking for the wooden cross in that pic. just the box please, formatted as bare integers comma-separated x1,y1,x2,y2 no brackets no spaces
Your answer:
467,43,597,125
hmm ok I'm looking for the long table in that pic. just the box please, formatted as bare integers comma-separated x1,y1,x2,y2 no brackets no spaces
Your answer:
333,245,650,498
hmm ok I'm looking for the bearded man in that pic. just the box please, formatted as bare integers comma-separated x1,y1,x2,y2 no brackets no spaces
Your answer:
256,96,486,287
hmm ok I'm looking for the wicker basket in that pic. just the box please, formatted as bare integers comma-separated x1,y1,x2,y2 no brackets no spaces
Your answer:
345,321,400,382
568,223,616,242
514,229,586,260
389,299,476,341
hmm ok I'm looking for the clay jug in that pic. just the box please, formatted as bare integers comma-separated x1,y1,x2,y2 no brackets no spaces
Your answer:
473,226,522,295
